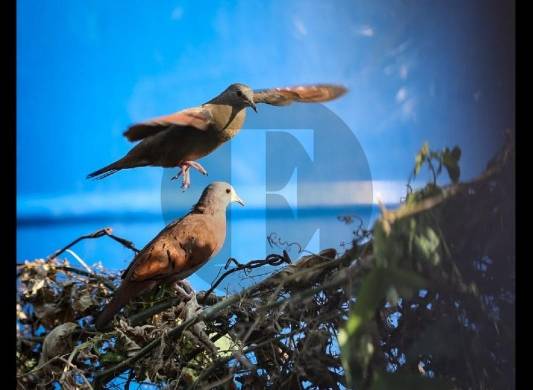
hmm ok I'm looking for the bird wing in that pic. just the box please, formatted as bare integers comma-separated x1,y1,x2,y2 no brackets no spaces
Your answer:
123,107,214,142
122,214,221,282
253,84,347,106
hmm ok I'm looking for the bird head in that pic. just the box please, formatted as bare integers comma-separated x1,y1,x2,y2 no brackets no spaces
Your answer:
226,83,257,112
197,182,245,212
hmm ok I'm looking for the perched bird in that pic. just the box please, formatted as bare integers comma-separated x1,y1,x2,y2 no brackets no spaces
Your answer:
87,83,347,189
94,181,244,330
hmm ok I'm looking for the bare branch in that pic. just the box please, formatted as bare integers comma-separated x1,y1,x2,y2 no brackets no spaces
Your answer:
47,227,140,261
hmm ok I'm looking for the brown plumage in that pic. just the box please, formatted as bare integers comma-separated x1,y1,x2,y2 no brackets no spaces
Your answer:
94,182,244,330
87,83,347,188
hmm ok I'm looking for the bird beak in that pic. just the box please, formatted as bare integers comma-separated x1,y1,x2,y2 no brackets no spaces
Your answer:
249,100,257,113
231,191,245,206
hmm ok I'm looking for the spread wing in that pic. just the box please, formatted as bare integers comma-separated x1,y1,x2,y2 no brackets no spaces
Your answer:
253,84,347,106
123,215,220,282
123,107,214,142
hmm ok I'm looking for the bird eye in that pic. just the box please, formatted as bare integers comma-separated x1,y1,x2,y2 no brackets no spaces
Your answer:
236,90,244,98
226,188,231,194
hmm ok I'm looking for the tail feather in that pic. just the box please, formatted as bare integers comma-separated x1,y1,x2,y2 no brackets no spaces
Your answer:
95,280,154,330
88,169,119,180
87,160,123,180
87,155,150,180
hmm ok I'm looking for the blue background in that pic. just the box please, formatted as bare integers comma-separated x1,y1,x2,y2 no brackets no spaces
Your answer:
17,0,514,291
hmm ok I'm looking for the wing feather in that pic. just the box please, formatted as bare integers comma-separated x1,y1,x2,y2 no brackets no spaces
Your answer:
123,215,219,282
123,107,214,142
253,84,347,106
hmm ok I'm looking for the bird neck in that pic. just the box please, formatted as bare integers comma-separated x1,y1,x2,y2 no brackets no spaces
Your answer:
203,103,247,142
192,197,229,216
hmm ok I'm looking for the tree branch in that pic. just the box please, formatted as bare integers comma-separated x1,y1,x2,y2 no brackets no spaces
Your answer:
93,244,364,386
47,227,140,261
55,265,117,291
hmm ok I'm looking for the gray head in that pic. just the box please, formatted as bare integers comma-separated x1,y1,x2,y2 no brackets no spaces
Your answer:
218,83,257,112
194,181,245,213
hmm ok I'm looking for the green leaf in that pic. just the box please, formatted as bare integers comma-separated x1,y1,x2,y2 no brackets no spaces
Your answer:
340,267,427,388
342,268,388,338
413,227,441,265
414,143,430,176
340,268,388,387
414,156,424,176
100,351,125,365
441,146,462,183
25,358,37,369
214,334,238,357
451,145,461,161
420,142,430,157
340,268,426,337
181,367,199,383
445,163,460,184
385,267,427,299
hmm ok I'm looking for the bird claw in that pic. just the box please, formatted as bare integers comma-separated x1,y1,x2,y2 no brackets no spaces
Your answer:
170,171,183,181
181,169,191,190
173,279,194,300
172,161,208,190
186,161,208,176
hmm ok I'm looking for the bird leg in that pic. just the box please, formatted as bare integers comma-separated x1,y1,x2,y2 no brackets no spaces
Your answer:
185,161,208,176
173,279,194,301
172,281,218,356
171,161,208,190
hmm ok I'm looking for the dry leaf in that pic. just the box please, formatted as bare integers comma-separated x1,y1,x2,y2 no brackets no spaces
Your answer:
38,322,79,365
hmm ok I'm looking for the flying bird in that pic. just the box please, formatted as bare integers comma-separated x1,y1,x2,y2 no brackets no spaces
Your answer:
87,83,347,189
94,181,244,330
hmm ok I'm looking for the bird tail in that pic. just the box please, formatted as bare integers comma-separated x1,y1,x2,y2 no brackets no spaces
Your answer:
87,160,124,180
95,280,154,330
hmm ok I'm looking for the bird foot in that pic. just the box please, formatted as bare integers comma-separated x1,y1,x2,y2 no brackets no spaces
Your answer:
173,279,194,301
185,161,208,176
170,161,208,190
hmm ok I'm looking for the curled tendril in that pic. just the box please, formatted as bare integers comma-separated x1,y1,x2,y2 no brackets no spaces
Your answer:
200,251,292,304
267,232,303,254
336,214,372,245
